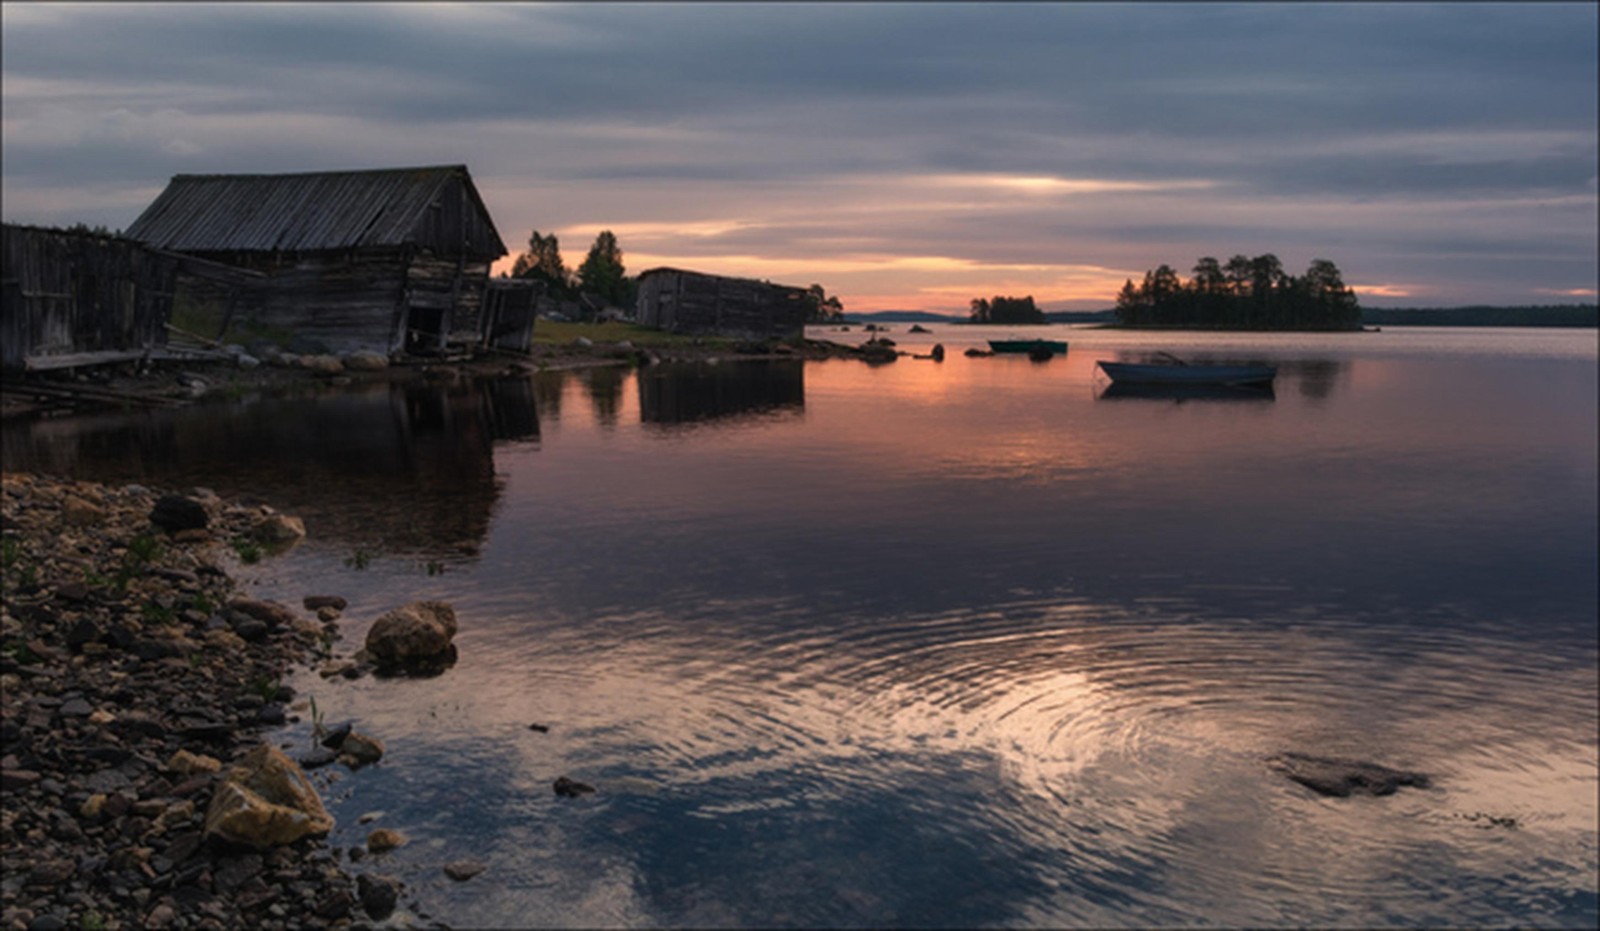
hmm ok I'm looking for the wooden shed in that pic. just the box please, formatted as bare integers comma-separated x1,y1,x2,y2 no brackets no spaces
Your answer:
124,165,508,356
1,223,180,372
635,267,812,339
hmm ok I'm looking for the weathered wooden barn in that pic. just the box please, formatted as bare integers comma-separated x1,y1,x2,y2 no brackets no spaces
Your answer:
635,267,812,339
124,165,508,356
1,223,180,372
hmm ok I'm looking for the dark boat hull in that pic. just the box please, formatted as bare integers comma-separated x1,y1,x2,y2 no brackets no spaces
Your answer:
989,340,1069,354
1096,361,1277,386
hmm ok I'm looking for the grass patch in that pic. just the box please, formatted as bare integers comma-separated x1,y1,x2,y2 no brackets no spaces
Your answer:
230,537,262,565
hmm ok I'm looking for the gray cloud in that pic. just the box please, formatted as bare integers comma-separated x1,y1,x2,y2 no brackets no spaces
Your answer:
2,2,1595,307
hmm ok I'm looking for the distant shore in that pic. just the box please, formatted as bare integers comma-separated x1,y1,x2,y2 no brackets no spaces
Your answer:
842,303,1598,328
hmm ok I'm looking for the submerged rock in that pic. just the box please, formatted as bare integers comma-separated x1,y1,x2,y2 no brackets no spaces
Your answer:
553,776,596,798
203,744,334,848
362,601,458,674
1269,752,1430,798
443,859,486,882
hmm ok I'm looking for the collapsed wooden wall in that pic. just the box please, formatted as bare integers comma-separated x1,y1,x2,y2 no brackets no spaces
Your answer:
169,249,409,355
166,248,498,356
480,278,540,354
1,224,178,372
637,269,810,339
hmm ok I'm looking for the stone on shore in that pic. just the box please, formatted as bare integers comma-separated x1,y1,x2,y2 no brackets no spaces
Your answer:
342,351,390,372
165,748,222,775
253,511,306,546
149,494,210,533
357,873,402,919
338,731,385,768
203,744,334,848
362,600,458,674
366,828,407,852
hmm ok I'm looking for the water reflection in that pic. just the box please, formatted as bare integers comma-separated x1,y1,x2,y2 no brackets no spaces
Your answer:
1098,382,1276,403
4,329,1596,929
1103,351,1349,402
638,360,804,428
1,377,539,558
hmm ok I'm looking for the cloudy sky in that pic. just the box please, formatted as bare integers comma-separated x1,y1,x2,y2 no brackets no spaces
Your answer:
3,2,1595,312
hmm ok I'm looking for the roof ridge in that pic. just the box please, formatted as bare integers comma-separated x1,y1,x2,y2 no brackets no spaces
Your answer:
167,164,467,181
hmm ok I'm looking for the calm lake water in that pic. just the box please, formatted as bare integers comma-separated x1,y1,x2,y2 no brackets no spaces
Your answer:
6,325,1597,928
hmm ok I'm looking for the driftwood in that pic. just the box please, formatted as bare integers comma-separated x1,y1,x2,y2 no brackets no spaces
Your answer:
2,378,188,409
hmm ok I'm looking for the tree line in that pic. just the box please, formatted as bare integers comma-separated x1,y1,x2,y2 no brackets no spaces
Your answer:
969,295,1045,324
1115,254,1361,330
509,229,634,308
508,228,846,323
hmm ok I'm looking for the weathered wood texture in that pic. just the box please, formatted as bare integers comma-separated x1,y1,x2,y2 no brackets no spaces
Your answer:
1,224,179,372
126,165,507,356
481,278,540,354
172,249,410,355
636,268,811,339
126,166,505,258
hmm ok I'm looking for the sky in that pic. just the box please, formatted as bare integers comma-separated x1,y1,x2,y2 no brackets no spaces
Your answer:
2,2,1596,313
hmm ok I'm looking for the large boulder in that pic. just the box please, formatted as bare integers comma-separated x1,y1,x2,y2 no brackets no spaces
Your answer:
362,601,458,674
203,744,333,848
149,494,210,533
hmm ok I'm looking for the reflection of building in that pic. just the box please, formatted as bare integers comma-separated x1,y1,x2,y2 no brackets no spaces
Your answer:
635,267,811,339
1,377,541,558
638,360,805,427
125,166,508,356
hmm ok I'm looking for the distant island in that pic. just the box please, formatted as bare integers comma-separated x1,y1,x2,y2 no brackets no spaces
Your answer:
843,304,1597,329
1114,254,1361,331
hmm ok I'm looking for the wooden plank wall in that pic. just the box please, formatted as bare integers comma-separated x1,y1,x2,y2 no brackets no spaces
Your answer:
175,249,409,354
636,270,810,338
1,224,178,371
481,279,540,354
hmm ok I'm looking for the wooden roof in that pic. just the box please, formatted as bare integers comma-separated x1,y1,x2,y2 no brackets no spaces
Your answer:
125,165,506,257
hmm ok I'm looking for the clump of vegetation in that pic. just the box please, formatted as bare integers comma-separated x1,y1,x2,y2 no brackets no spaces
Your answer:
230,537,262,565
1114,254,1360,330
309,695,326,740
968,295,1045,325
344,549,372,570
140,599,176,626
250,675,281,703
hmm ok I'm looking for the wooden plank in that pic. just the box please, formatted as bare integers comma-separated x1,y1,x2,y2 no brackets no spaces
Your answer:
23,350,152,371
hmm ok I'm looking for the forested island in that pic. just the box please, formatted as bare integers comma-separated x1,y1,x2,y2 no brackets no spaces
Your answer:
1114,254,1361,330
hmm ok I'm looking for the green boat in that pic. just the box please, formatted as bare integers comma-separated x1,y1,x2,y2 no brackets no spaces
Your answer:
988,339,1068,355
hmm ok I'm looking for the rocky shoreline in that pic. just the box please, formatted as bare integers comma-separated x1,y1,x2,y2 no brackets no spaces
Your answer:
1,473,420,931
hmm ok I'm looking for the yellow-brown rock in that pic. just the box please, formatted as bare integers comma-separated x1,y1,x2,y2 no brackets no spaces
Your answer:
166,749,222,775
362,601,458,673
366,828,407,852
203,744,333,848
